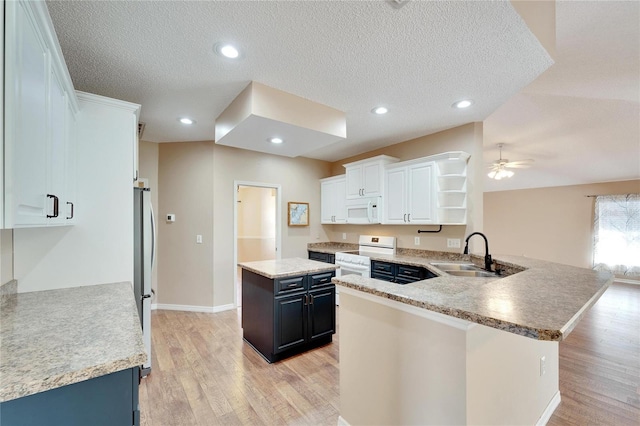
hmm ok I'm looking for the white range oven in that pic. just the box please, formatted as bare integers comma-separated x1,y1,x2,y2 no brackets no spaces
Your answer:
335,235,397,303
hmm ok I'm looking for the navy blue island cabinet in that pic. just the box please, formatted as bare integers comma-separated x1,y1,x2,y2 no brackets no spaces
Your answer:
242,268,336,363
0,367,140,426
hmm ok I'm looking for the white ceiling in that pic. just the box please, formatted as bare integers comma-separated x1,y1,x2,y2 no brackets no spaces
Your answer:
483,1,640,191
46,0,639,192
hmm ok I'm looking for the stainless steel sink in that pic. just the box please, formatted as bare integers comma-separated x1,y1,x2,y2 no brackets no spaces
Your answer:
446,270,497,278
430,263,479,271
430,262,499,278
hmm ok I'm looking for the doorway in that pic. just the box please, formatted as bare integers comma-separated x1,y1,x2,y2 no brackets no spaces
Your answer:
234,182,281,307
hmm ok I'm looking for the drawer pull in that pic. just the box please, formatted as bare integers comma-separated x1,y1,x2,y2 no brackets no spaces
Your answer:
287,283,299,287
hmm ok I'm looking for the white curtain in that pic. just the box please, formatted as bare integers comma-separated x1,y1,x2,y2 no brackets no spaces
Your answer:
593,194,640,277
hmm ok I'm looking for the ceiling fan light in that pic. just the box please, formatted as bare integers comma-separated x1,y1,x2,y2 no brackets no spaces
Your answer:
489,167,515,180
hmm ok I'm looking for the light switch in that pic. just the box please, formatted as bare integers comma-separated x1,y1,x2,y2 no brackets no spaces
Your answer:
414,236,420,245
196,235,203,244
447,239,461,248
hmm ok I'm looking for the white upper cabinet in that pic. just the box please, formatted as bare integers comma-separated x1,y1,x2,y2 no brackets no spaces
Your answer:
4,0,49,227
320,175,347,224
344,155,398,199
3,0,79,228
383,161,435,225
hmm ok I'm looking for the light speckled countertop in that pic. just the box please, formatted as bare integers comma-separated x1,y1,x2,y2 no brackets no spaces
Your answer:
312,243,613,341
0,282,147,402
239,257,338,279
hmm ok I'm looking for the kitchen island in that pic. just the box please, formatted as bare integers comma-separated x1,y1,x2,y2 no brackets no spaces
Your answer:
0,282,147,425
331,251,613,426
239,258,338,362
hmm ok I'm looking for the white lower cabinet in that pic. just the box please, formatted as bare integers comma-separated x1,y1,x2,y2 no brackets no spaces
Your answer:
3,0,78,228
383,161,435,225
320,175,347,224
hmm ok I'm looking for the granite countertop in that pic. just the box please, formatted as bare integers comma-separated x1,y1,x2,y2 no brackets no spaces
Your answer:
239,257,338,279
307,242,358,254
313,243,613,342
0,282,147,402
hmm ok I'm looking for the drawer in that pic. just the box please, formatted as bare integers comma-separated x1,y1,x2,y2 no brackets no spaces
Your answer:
309,251,329,263
309,271,335,288
371,271,394,282
275,275,306,294
397,265,424,279
371,261,394,275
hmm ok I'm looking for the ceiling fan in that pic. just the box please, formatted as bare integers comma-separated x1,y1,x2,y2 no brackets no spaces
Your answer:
488,143,534,180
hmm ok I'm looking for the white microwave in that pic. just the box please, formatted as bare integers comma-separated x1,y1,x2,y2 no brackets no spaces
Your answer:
346,197,381,224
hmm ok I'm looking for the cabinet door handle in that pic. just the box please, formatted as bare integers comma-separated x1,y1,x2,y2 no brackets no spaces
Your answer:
309,294,314,305
403,213,407,222
66,202,74,219
47,194,59,218
407,213,411,222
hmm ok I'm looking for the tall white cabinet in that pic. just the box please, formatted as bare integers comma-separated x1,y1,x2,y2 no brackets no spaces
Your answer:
3,0,79,228
384,160,435,224
320,175,347,224
344,155,398,199
5,1,142,293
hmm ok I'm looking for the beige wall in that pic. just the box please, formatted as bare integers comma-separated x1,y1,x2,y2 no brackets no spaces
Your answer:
151,141,332,309
157,141,214,307
138,141,159,298
326,123,484,253
213,144,332,307
484,179,640,268
1,229,14,285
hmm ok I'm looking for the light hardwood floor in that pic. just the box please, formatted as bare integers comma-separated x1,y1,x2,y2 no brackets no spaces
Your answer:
140,283,639,425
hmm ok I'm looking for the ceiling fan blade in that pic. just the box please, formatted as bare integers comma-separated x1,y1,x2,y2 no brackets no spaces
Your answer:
504,163,531,169
504,159,534,166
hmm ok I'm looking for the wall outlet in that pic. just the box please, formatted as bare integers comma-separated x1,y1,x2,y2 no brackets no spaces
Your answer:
342,233,347,240
166,213,176,223
540,356,546,376
414,236,420,245
196,235,202,244
447,238,461,248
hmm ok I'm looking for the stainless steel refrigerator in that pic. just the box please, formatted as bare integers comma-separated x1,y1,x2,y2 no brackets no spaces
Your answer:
134,187,155,377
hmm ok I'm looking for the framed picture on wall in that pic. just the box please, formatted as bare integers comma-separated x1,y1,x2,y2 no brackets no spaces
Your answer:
288,202,309,226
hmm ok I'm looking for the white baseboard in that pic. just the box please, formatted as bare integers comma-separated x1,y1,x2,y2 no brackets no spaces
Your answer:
615,278,640,285
536,391,561,426
337,415,350,426
152,303,236,313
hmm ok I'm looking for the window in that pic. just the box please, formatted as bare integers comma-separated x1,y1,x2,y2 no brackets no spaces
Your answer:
593,194,640,277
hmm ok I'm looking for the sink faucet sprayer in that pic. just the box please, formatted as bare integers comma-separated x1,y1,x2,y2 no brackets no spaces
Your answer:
463,232,493,272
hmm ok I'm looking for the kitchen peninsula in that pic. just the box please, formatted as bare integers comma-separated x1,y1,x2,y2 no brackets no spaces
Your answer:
327,247,613,426
239,258,338,363
0,282,147,425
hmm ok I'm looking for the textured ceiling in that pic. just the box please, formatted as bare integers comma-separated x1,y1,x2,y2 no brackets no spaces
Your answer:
46,0,550,161
45,0,639,192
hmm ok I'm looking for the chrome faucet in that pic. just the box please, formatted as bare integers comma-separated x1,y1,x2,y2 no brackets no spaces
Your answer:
463,232,493,272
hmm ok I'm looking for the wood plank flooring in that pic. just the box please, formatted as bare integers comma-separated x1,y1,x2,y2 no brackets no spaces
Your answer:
140,283,639,425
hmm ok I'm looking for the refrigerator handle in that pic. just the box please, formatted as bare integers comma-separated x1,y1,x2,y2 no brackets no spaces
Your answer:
150,203,156,271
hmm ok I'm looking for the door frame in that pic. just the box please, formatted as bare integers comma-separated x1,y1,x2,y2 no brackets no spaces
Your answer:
233,180,282,308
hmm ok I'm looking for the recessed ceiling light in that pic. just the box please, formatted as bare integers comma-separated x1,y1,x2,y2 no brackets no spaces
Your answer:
453,99,474,109
269,137,283,144
372,106,388,115
179,117,194,125
214,42,240,59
